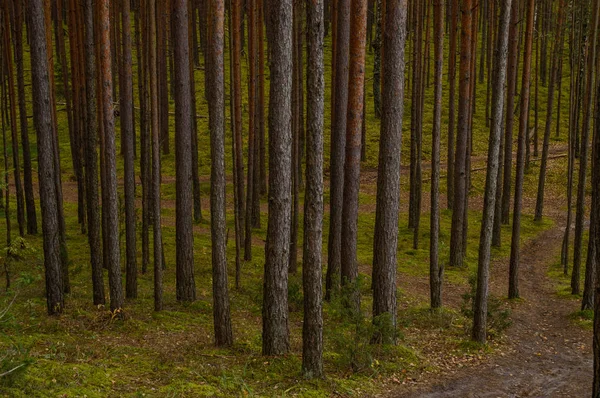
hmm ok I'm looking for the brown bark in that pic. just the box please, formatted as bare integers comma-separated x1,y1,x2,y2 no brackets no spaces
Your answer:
99,0,125,313
207,0,233,347
302,0,325,377
30,0,64,315
325,0,350,300
340,0,367,311
373,0,407,340
173,0,197,302
262,0,292,356
121,0,138,299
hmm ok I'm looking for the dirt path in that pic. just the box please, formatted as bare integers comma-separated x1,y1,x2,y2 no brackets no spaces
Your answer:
381,222,593,397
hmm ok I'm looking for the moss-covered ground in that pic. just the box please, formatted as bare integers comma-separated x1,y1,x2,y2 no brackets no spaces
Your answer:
0,26,575,397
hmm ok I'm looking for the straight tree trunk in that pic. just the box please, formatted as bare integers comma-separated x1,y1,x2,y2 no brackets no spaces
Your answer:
83,0,106,306
207,0,233,347
99,0,125,313
591,58,600,396
13,0,37,235
373,0,408,340
30,0,64,315
262,0,293,356
2,1,25,238
430,0,443,309
508,0,535,300
150,0,164,311
572,0,600,296
446,0,458,210
372,0,382,119
340,0,367,311
534,0,567,221
258,0,267,196
325,0,350,300
173,0,197,302
232,0,246,286
245,0,257,261
121,0,138,299
472,0,513,344
500,0,520,225
302,0,325,377
449,0,473,268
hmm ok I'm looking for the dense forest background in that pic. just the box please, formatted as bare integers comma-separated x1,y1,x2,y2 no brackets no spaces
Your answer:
0,0,598,396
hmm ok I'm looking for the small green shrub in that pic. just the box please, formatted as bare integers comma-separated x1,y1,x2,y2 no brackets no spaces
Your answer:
461,274,511,340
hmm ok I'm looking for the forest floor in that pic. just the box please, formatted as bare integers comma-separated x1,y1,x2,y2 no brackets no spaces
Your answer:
378,213,593,397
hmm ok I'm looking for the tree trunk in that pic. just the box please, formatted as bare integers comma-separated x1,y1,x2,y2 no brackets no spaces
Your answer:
373,0,407,340
13,0,38,235
207,0,233,347
302,0,325,377
173,0,197,303
572,0,600,296
340,0,367,311
325,0,350,300
430,0,443,309
591,55,600,396
99,0,125,313
534,0,566,222
2,1,25,238
150,0,164,311
446,0,458,210
449,0,473,268
472,0,513,344
507,0,535,300
30,0,64,315
232,0,246,287
121,0,138,300
83,0,106,306
245,0,257,261
500,0,520,226
262,0,292,356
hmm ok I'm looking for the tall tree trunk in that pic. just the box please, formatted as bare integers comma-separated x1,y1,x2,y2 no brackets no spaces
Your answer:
207,0,233,347
472,0,513,344
302,0,325,377
430,0,443,309
121,0,137,299
173,0,197,303
13,0,37,235
373,0,408,340
449,0,473,268
507,0,535,300
83,0,106,306
591,55,600,396
30,0,64,315
150,0,164,311
500,0,520,225
534,0,567,221
245,0,257,261
232,0,246,287
190,0,203,224
258,0,267,197
446,0,458,210
2,2,25,238
99,0,125,313
262,0,292,356
325,0,350,300
408,0,423,238
372,0,382,119
572,0,600,296
340,0,367,311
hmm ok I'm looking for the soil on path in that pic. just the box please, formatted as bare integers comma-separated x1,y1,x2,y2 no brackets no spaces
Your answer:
380,221,593,397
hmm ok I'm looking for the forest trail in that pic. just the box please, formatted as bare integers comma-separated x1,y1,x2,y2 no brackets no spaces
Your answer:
382,219,593,397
